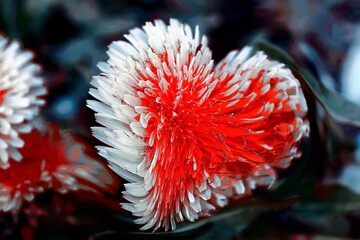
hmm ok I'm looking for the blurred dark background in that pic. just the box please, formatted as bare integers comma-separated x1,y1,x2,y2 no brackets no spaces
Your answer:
1,0,360,239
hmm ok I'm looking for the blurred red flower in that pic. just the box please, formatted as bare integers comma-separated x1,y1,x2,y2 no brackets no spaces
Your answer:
0,124,119,212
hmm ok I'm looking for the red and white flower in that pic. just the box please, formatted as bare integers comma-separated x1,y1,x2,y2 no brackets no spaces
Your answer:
88,19,309,231
0,124,119,213
0,35,46,168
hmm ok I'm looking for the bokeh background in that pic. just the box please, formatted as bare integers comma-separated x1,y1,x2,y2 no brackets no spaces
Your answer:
1,0,360,239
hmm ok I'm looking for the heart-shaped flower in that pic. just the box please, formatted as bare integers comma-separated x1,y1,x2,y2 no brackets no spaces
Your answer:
0,35,46,168
88,19,309,231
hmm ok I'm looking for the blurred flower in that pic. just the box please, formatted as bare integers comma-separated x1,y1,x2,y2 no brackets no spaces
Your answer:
88,19,309,231
0,35,46,168
0,123,118,213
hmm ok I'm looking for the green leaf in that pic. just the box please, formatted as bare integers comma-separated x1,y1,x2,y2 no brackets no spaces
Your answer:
90,197,297,239
289,183,360,236
252,40,360,127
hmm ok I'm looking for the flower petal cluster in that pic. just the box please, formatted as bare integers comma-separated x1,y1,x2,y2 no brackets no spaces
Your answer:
0,124,118,212
0,35,46,168
88,19,309,231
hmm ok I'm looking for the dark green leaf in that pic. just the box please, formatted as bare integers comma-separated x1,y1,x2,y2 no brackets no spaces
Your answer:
289,183,360,236
90,197,297,239
252,40,360,127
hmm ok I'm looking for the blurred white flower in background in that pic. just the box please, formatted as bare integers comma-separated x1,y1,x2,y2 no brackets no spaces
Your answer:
342,25,360,105
0,35,46,168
